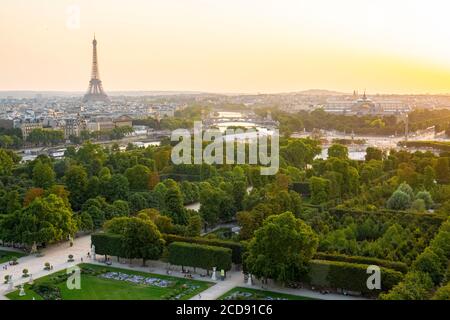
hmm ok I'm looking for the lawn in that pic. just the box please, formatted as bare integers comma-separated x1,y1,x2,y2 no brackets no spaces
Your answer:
203,227,234,240
219,287,315,300
0,250,26,264
7,263,213,300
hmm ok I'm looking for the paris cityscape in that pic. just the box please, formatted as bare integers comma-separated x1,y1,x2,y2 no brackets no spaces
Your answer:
0,0,450,309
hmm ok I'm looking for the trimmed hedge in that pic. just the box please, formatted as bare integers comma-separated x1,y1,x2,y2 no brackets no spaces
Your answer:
305,259,403,294
291,182,311,197
314,252,408,273
398,141,450,152
163,234,243,264
91,233,126,258
168,242,232,272
160,174,201,182
92,232,243,264
330,208,444,227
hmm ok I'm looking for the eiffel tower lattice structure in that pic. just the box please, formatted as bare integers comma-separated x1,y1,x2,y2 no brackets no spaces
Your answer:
83,35,110,103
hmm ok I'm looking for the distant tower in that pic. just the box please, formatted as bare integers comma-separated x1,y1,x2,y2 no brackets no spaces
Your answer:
83,35,109,103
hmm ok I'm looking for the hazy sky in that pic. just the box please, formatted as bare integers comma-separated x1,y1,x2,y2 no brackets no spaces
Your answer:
2,0,450,94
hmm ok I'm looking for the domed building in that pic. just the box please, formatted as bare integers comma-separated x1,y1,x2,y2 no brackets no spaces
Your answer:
323,90,411,116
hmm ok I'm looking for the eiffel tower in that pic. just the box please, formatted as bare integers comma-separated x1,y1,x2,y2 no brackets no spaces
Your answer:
83,35,110,103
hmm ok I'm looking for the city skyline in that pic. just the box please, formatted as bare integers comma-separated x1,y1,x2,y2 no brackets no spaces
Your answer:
2,0,450,94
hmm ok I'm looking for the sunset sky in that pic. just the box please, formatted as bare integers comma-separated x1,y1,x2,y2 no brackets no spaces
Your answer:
2,0,450,94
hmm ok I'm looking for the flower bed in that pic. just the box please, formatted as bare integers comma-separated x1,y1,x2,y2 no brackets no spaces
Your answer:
99,272,173,288
224,290,288,300
220,287,313,300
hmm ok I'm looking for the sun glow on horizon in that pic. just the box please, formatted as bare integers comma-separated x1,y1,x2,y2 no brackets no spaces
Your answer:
1,0,450,94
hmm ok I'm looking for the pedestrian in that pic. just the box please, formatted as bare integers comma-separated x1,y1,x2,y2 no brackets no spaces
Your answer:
81,257,83,262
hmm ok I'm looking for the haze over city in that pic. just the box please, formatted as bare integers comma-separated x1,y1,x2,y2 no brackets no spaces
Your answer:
2,0,450,94
2,0,450,307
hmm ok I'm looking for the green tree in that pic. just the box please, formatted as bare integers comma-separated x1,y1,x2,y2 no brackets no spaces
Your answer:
186,213,203,237
415,191,433,209
86,176,101,198
423,165,436,189
360,160,383,184
32,161,56,189
0,194,77,246
104,174,129,202
437,200,450,217
432,283,450,300
64,165,88,210
111,200,130,217
397,182,414,200
123,217,165,264
6,190,21,214
84,205,105,229
98,167,111,180
78,211,94,232
164,185,188,225
153,182,168,211
137,208,175,234
412,248,446,285
411,199,426,212
245,211,319,283
106,216,165,265
0,148,13,176
23,188,45,207
0,135,13,148
310,176,330,205
381,271,433,300
397,163,419,188
285,166,305,182
236,210,261,240
148,171,160,190
198,182,234,227
27,129,64,146
127,192,149,213
365,147,383,161
280,139,321,169
346,166,360,196
47,185,70,208
435,157,450,183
